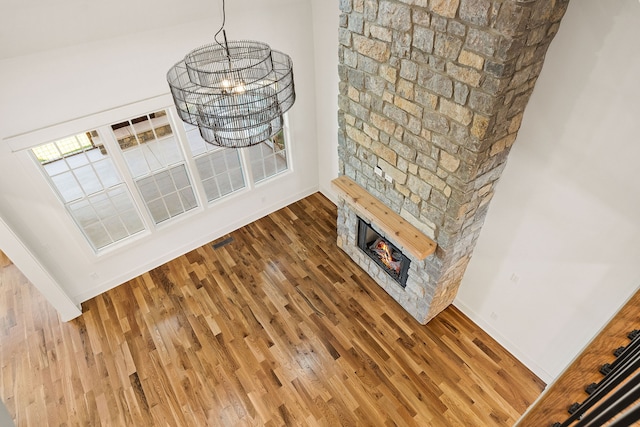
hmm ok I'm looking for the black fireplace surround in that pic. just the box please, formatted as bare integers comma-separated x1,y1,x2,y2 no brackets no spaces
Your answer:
357,217,410,288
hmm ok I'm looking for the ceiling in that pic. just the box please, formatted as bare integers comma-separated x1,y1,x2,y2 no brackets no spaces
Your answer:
0,0,305,60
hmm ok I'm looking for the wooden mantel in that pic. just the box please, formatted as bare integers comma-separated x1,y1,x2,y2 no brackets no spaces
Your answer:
332,176,437,260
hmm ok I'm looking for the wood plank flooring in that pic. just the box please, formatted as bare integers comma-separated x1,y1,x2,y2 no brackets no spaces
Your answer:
0,193,545,426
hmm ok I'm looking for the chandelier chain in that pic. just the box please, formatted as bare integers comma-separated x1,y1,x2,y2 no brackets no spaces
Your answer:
213,0,227,51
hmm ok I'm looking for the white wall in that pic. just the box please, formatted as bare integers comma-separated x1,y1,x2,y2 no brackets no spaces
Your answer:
455,0,640,383
311,0,340,202
0,0,319,309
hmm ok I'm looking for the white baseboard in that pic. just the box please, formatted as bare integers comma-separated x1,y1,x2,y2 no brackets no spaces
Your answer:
73,186,318,303
319,183,338,205
453,298,555,384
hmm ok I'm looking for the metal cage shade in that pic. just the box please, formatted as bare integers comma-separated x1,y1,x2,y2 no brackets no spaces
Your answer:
167,40,295,147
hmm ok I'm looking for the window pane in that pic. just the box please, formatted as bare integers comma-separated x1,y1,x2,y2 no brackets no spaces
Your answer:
164,193,183,217
196,157,214,180
32,131,145,251
202,178,221,200
75,165,102,195
65,151,90,169
102,216,128,242
157,138,183,166
121,209,144,233
93,159,120,188
115,111,199,225
42,158,69,175
138,176,161,202
247,130,288,183
171,166,190,189
50,172,83,202
217,174,232,195
185,124,207,157
154,171,173,196
179,188,198,210
141,141,166,173
111,188,135,211
123,147,150,178
83,223,112,249
146,199,170,223
69,201,97,227
188,123,246,202
133,165,197,225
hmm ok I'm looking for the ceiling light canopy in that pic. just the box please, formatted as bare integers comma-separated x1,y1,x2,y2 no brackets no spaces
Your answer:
167,1,295,148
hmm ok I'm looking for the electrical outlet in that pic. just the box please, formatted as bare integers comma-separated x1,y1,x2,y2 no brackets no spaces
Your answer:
374,166,383,177
384,173,393,183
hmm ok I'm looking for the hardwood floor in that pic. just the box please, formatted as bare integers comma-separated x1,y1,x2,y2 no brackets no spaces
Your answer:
0,193,545,426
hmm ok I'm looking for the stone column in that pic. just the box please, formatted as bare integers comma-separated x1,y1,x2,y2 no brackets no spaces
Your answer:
337,0,570,323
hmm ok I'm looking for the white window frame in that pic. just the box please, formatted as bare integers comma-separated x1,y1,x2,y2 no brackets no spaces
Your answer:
26,129,151,254
106,110,200,226
8,95,295,255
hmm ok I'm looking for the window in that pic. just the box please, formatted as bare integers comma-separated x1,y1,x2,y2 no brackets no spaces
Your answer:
112,111,198,224
185,123,246,202
31,132,145,251
29,107,291,253
247,129,288,183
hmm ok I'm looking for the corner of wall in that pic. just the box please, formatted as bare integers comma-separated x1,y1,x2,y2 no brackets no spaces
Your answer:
453,296,554,384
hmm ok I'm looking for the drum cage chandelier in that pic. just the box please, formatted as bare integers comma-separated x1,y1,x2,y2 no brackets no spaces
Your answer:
167,0,295,148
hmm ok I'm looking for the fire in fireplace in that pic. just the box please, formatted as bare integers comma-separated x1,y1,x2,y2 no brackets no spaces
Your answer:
357,217,410,288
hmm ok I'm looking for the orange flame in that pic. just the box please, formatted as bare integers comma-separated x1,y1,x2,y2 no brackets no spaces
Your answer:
373,239,401,274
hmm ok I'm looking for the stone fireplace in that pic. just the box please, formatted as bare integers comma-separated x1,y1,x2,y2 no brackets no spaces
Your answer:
333,175,438,321
336,0,569,323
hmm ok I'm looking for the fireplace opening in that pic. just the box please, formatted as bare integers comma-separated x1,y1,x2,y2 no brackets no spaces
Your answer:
357,217,410,288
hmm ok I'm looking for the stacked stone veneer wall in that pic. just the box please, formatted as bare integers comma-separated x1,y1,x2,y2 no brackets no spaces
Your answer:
337,0,569,323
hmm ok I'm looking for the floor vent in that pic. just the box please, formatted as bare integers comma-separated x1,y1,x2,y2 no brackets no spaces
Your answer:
212,237,234,249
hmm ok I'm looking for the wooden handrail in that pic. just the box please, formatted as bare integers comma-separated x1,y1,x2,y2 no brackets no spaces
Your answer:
516,288,640,426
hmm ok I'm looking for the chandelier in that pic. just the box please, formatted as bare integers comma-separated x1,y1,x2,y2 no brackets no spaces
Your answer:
167,0,295,148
